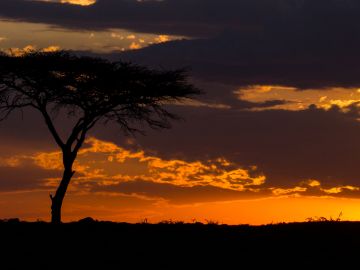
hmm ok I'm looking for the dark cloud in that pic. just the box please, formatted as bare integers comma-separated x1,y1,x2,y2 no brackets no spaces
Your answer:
115,31,360,89
0,0,291,36
93,105,360,190
90,180,268,204
0,165,59,192
0,106,109,153
0,109,55,152
89,178,360,203
1,0,360,88
1,0,358,37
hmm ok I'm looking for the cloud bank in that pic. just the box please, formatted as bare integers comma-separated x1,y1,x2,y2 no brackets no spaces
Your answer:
1,0,360,88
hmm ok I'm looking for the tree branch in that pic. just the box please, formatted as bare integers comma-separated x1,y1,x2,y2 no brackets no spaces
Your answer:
72,127,87,156
40,107,65,149
65,117,85,147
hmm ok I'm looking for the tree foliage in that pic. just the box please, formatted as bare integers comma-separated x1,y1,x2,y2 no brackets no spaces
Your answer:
0,51,200,150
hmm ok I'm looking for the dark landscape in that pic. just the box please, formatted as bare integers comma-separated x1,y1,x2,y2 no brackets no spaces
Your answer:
1,218,360,268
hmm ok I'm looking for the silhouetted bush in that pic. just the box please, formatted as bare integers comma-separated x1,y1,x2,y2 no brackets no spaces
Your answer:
77,217,97,224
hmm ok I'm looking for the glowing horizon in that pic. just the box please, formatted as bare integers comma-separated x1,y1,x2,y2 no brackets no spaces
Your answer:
37,0,96,6
1,137,360,224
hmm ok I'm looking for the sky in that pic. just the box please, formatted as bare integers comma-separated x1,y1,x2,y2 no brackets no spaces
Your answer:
1,0,360,224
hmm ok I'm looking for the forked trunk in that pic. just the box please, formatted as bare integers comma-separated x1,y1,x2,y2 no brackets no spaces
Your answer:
51,166,75,224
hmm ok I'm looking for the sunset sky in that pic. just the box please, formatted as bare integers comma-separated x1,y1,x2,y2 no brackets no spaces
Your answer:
1,0,360,224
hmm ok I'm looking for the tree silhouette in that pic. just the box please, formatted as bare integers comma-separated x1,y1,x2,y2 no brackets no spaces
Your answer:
0,51,200,223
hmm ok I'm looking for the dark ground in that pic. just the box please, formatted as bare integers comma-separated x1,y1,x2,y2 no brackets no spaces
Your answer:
1,218,360,269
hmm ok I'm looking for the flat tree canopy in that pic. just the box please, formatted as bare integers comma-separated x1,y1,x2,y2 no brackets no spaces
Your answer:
0,51,200,223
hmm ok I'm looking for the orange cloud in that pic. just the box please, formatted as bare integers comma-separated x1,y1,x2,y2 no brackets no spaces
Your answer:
61,0,96,5
0,157,22,168
154,35,171,43
129,42,141,50
38,0,96,6
4,138,360,201
126,35,136,40
6,45,36,56
30,137,265,192
4,45,60,56
236,85,360,112
321,186,360,194
307,180,321,187
271,187,307,196
42,45,61,52
111,33,124,39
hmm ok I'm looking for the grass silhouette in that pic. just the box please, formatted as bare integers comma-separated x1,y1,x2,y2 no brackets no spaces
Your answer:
0,216,359,268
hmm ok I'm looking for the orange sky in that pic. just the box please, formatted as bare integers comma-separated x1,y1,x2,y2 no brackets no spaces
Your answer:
2,189,360,224
1,137,360,224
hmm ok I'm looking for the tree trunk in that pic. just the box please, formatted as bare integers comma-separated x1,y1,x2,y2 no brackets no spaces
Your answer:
51,165,75,224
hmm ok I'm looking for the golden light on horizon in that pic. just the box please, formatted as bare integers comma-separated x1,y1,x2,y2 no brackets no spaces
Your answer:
1,137,360,224
38,0,96,6
61,0,96,5
2,190,360,225
0,20,185,54
3,45,61,56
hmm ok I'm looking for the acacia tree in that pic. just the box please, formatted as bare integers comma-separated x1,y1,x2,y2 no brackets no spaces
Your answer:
0,51,200,223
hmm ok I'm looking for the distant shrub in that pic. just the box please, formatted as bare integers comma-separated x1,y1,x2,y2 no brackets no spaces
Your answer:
139,218,149,224
306,211,343,222
6,218,20,223
159,219,185,225
78,217,97,224
205,219,220,225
